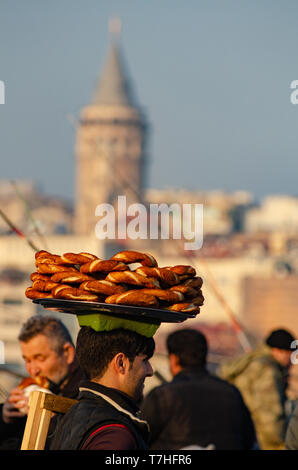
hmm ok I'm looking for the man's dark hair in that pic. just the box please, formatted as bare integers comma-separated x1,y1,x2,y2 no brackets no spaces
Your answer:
166,328,208,368
18,315,74,354
76,327,155,379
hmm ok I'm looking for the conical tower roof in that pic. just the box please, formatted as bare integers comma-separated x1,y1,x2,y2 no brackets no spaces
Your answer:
94,21,137,107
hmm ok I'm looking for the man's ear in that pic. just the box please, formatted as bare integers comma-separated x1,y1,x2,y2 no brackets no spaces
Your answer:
169,353,180,367
113,353,130,375
63,343,75,364
169,353,181,376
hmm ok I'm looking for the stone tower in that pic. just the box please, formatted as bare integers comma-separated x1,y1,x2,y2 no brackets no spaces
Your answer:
74,21,148,236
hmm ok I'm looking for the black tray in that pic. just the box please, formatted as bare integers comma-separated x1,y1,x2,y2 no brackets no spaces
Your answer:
33,298,197,325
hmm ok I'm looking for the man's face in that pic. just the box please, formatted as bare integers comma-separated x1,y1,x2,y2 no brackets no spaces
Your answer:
272,348,293,368
20,334,70,384
124,354,153,402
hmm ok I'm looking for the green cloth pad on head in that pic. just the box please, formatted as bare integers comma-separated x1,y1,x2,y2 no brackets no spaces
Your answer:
77,313,160,337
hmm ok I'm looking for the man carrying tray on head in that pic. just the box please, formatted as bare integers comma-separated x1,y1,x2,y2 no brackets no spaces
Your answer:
28,249,200,449
50,322,155,450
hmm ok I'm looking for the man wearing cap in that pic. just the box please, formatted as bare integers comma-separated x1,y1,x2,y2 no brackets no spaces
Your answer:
50,327,155,450
219,328,295,450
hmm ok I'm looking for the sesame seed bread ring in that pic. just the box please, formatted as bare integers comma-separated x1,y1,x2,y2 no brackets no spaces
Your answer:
105,271,160,288
30,272,51,282
135,267,180,286
50,272,94,284
18,376,49,390
32,280,60,292
80,280,127,296
60,252,99,265
166,265,196,277
191,295,205,306
110,250,158,267
80,260,128,274
183,277,203,289
35,256,64,266
37,264,78,274
35,250,53,260
35,254,64,265
169,285,198,298
25,288,52,300
166,302,200,313
51,285,99,302
79,252,99,260
105,290,159,308
136,288,184,303
51,284,74,296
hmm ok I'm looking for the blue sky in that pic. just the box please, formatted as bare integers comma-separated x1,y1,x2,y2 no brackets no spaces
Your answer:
1,0,298,202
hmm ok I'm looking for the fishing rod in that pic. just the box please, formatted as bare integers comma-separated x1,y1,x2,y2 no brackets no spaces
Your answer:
0,208,39,252
10,180,48,249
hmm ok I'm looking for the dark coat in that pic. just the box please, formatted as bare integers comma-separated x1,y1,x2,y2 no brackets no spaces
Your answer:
140,367,256,450
285,401,298,450
50,380,150,450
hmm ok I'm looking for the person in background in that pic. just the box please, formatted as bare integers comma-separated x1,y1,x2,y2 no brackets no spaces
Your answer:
50,327,154,450
219,328,295,450
0,315,86,450
140,328,255,450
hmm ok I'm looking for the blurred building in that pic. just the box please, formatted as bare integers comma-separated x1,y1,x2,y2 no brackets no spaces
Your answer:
245,195,298,234
0,180,72,236
241,275,298,341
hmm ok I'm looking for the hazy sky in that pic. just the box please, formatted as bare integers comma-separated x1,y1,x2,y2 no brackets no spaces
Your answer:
1,0,298,203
